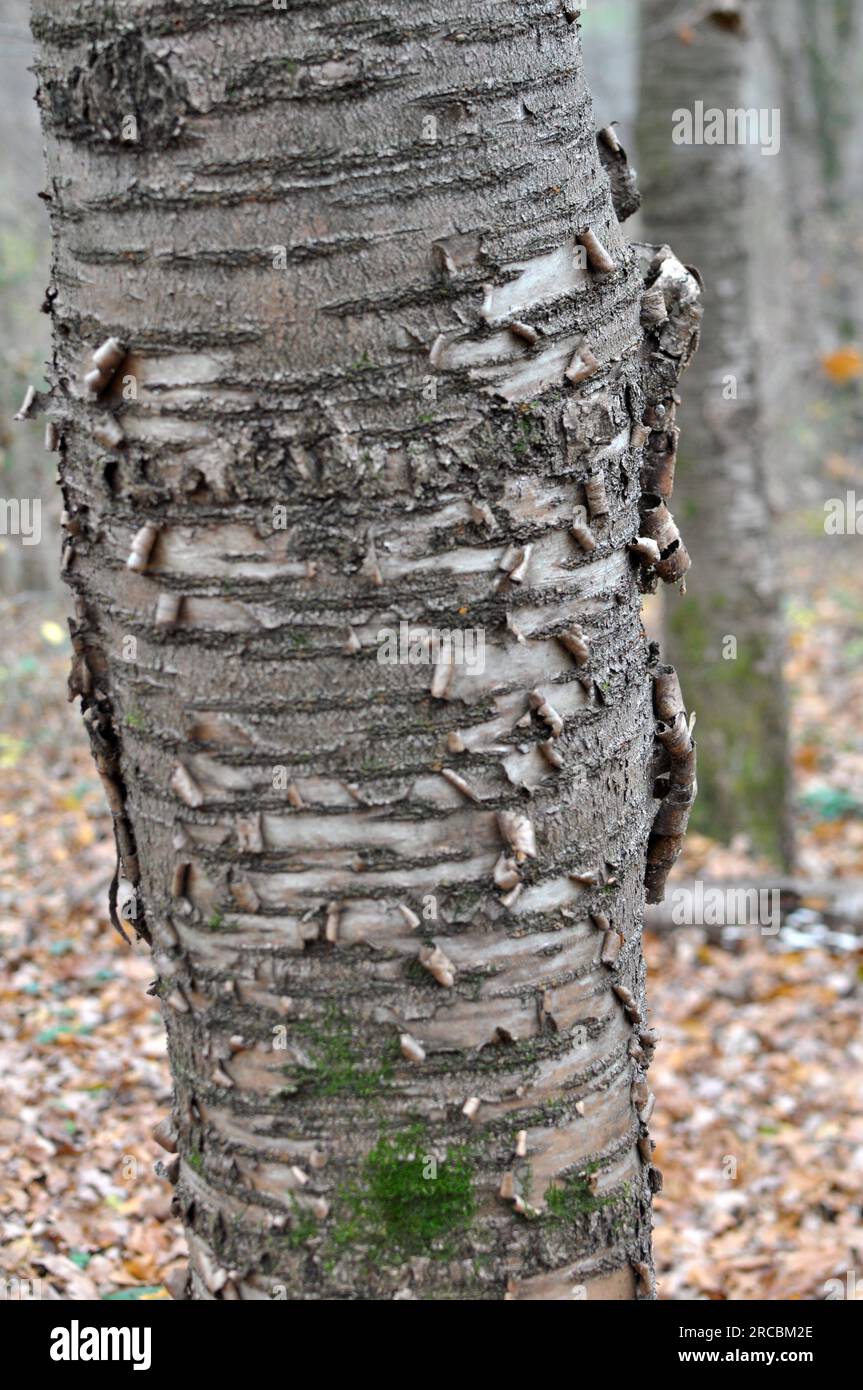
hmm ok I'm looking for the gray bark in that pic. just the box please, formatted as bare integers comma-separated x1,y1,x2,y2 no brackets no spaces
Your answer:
32,0,698,1300
637,0,792,866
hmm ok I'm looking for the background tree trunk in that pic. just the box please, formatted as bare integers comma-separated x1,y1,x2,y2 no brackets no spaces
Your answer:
753,0,863,496
637,0,792,866
32,0,698,1300
0,0,55,597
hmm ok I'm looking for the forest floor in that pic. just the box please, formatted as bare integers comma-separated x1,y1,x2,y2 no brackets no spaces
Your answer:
0,523,861,1301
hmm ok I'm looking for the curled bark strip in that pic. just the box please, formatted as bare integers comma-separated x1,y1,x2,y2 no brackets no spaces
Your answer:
171,762,204,808
539,739,564,769
499,542,532,583
584,470,609,518
155,591,182,626
645,685,697,903
324,901,341,943
633,1261,655,1298
600,929,621,967
496,811,537,860
565,344,600,384
643,245,703,371
93,415,125,450
652,664,685,723
400,1034,425,1063
638,494,690,584
576,225,616,274
597,126,642,223
493,853,521,891
79,692,144,944
85,336,126,395
656,539,690,585
153,1116,178,1153
613,982,642,1025
126,522,159,573
92,337,125,374
171,861,189,897
638,494,677,551
569,505,597,552
441,766,480,802
14,384,38,420
640,285,668,328
509,320,539,344
558,626,590,665
638,1092,656,1125
658,710,695,768
640,425,679,500
629,537,661,567
528,689,564,737
501,882,523,910
419,942,456,988
650,789,694,837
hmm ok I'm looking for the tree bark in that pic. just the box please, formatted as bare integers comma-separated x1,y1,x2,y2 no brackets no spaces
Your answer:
32,0,698,1300
637,0,792,866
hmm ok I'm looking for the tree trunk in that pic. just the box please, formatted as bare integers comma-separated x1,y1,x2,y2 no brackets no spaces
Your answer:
0,0,55,597
753,0,863,494
32,0,699,1301
637,0,792,866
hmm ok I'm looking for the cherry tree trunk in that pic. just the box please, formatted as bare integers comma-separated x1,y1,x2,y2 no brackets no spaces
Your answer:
32,0,699,1300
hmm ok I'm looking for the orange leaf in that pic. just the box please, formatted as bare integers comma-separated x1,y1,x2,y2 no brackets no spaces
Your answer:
821,345,863,384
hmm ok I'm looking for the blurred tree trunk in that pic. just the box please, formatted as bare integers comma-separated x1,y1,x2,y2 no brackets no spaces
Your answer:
637,0,792,866
753,0,863,488
0,0,55,597
32,0,697,1300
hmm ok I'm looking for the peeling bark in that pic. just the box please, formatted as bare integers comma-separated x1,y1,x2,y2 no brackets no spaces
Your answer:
33,0,699,1300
